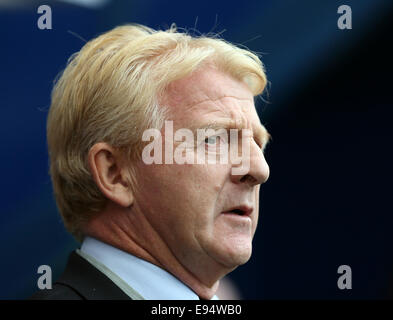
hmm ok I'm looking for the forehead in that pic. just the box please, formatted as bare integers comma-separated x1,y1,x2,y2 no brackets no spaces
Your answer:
161,66,259,126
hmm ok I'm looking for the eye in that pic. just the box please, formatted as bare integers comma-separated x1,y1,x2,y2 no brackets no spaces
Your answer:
204,136,219,145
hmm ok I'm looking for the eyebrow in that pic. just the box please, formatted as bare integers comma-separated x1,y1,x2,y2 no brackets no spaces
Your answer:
189,119,271,149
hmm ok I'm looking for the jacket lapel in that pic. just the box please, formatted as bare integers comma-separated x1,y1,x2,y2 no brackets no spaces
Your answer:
56,251,131,300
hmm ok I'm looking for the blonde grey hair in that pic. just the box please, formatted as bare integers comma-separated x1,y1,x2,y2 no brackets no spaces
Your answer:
47,23,267,241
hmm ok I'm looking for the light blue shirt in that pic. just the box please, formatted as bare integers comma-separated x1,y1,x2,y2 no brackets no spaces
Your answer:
78,236,219,300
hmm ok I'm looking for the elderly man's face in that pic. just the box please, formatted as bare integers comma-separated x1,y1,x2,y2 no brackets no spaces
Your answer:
132,66,270,278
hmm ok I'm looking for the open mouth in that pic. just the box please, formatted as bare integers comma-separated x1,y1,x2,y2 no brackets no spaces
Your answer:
227,209,247,216
222,206,252,217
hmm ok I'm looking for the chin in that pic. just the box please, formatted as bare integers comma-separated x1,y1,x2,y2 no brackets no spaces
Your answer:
199,229,254,269
231,248,252,266
216,242,253,269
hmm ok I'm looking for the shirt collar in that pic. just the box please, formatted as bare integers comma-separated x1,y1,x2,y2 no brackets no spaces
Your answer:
80,236,218,300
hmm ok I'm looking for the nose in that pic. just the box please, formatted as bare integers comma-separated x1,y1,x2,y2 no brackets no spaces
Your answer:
230,140,270,186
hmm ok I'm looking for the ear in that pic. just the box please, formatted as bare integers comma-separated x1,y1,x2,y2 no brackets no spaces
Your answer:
88,142,134,207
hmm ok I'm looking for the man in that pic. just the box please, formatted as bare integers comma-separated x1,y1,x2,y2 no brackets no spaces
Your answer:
30,23,270,300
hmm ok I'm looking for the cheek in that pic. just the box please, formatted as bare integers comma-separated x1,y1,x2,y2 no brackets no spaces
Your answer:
135,161,230,226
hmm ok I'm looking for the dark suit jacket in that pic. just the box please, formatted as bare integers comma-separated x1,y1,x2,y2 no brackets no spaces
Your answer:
29,251,131,300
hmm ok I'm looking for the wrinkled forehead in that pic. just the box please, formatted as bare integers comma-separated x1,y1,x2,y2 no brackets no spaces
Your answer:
160,65,254,114
159,66,269,147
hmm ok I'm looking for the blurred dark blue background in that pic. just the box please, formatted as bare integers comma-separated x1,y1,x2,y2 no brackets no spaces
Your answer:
1,0,392,299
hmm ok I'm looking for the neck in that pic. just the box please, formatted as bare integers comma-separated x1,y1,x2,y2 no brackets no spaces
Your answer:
83,204,225,300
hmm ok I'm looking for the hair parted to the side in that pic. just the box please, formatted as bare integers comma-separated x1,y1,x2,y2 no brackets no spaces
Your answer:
47,23,267,241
